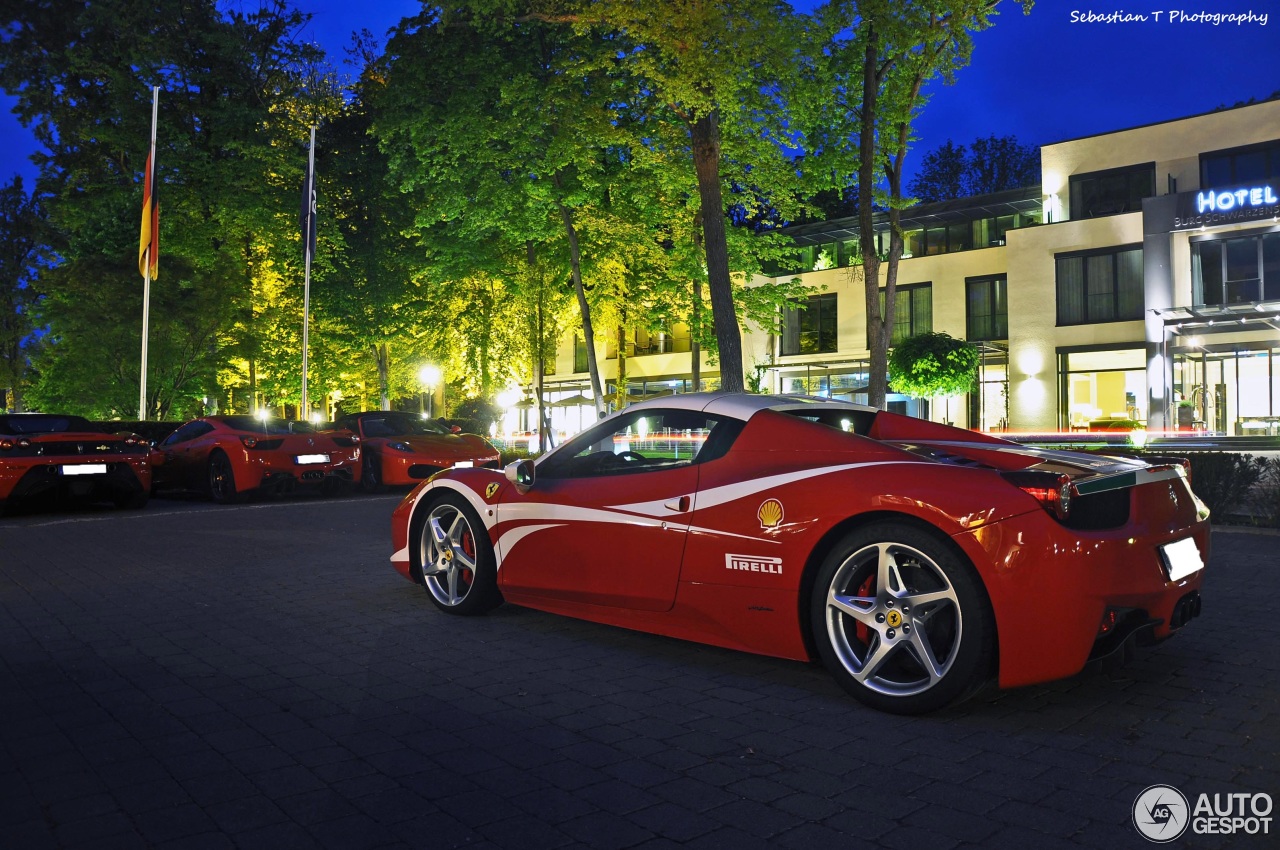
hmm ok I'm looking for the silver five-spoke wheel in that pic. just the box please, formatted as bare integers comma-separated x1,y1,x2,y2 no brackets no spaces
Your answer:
812,522,992,714
826,541,961,696
416,494,501,615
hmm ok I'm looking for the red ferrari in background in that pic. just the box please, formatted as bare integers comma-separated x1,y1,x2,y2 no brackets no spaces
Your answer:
331,411,499,494
152,415,361,503
390,393,1210,715
0,413,151,513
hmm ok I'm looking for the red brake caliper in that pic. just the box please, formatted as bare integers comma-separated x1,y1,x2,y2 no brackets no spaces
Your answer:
459,529,475,587
854,575,875,644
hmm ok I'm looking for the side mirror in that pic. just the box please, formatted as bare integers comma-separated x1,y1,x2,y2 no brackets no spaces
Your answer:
450,425,462,434
504,459,535,494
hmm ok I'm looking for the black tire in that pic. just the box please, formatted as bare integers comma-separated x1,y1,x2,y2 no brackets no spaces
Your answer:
359,451,384,494
207,451,242,504
416,492,502,615
809,521,993,715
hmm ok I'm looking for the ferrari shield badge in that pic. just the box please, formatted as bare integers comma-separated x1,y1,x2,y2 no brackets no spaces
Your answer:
485,482,500,500
757,498,784,530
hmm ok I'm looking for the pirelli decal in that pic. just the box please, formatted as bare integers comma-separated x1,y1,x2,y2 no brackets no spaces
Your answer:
725,554,783,575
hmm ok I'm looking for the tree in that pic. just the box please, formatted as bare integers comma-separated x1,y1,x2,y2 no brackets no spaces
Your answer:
811,0,1030,409
0,176,46,411
909,134,1037,202
0,0,334,418
908,138,967,202
888,331,978,397
582,0,809,393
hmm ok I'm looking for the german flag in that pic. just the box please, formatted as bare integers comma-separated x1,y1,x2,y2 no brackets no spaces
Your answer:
138,150,158,278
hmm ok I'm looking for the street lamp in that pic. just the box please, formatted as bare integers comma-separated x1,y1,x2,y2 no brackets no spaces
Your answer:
419,364,442,418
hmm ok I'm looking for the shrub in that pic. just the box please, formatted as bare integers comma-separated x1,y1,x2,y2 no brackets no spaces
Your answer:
1184,453,1265,519
888,332,979,398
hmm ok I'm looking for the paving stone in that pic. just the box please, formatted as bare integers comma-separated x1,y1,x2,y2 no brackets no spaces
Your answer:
2,506,1271,849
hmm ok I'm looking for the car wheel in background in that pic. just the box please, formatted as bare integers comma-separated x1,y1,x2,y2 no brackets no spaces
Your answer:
207,451,242,504
810,521,993,715
417,493,501,615
360,451,384,494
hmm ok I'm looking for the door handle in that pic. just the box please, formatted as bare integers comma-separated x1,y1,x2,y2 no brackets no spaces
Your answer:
663,495,691,512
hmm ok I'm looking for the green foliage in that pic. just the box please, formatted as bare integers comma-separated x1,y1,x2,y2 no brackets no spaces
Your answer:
0,176,46,411
888,331,979,398
909,134,1039,202
1184,453,1265,520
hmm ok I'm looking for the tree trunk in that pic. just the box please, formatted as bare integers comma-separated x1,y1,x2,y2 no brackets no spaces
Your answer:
555,193,606,417
689,110,743,393
616,323,628,410
858,23,891,410
690,278,702,391
377,343,390,411
249,359,257,414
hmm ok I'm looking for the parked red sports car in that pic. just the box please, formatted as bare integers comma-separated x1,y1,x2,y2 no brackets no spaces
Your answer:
0,413,151,512
152,415,361,503
389,393,1210,714
331,411,500,493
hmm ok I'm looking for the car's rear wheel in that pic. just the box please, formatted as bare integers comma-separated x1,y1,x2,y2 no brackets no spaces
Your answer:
207,451,242,504
810,522,993,715
418,493,501,615
360,451,384,494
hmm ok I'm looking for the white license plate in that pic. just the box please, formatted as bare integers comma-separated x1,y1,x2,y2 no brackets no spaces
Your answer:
62,464,108,476
295,454,330,465
1160,537,1204,582
452,461,474,468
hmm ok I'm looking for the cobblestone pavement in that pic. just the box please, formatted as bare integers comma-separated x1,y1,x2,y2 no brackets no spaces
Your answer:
1,496,1276,849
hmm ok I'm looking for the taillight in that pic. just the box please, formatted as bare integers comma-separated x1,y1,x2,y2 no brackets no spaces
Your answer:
240,436,284,450
0,438,10,450
1000,469,1073,520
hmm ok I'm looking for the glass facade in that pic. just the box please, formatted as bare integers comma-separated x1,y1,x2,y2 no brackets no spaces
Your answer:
1201,139,1280,186
966,275,1008,341
1192,229,1280,306
878,283,932,345
1069,163,1155,219
1060,348,1147,430
781,293,838,355
1056,246,1144,325
767,209,1041,276
1174,346,1280,435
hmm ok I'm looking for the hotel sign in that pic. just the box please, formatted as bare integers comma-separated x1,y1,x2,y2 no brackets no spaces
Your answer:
1172,183,1280,231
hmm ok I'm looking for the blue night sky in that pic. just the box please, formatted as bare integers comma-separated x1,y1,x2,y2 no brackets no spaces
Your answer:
2,1,1278,190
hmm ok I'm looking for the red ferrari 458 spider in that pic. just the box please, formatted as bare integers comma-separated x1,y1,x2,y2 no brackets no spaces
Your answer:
389,393,1209,714
152,415,361,503
0,413,151,512
331,411,500,494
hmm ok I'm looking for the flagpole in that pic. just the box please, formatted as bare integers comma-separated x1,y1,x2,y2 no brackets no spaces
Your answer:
139,85,158,421
302,126,315,420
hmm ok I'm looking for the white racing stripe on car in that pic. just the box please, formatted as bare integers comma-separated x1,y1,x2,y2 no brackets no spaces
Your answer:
606,461,908,517
494,523,565,566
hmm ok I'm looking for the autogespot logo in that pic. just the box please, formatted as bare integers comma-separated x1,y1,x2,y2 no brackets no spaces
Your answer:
1133,785,1190,842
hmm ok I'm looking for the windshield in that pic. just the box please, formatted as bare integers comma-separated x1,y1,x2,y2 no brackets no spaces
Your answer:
359,414,450,438
0,414,106,435
219,415,316,436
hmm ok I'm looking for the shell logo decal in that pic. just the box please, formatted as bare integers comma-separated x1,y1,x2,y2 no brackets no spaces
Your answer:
757,498,784,530
485,482,500,500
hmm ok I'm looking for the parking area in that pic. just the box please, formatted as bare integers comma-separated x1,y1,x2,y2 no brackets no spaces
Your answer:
1,497,1276,848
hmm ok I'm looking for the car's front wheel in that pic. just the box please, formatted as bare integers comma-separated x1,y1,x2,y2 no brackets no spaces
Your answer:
417,493,501,615
810,522,993,714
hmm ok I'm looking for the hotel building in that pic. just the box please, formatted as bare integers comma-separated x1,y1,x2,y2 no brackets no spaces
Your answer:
538,98,1280,437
